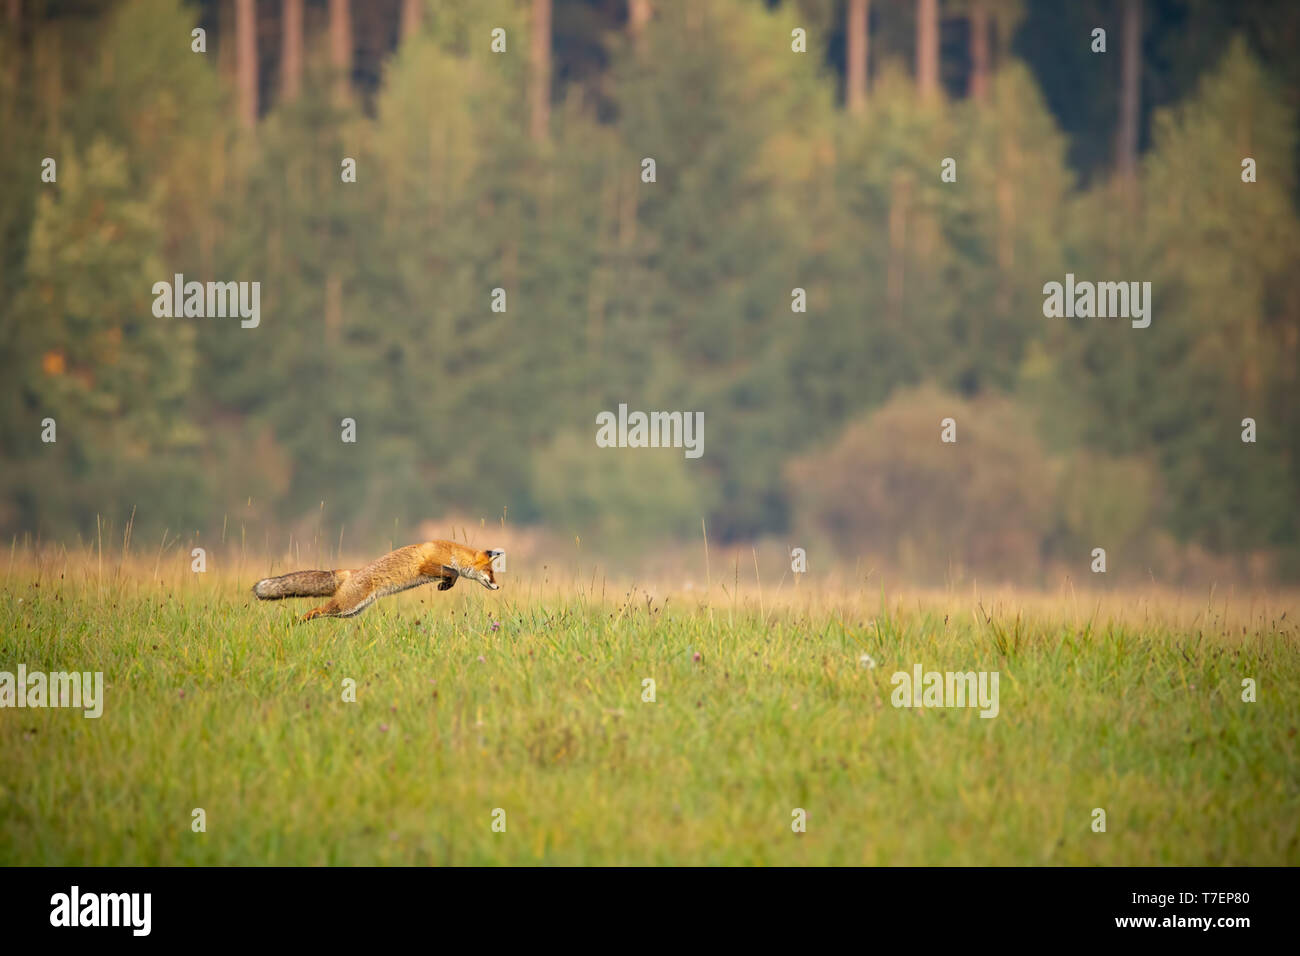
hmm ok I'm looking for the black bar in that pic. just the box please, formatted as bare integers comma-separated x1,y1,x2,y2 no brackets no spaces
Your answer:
0,866,1284,944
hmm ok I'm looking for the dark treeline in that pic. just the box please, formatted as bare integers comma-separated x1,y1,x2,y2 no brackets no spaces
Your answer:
0,0,1297,582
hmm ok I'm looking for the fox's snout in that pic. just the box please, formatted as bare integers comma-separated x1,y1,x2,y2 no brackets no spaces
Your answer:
481,549,504,589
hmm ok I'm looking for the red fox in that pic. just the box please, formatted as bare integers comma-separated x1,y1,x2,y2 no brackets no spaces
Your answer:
253,540,503,621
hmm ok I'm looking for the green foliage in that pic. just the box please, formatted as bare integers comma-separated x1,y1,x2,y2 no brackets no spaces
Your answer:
0,1,1295,578
787,387,1057,582
1033,37,1300,554
3,139,205,534
531,429,715,546
610,0,836,538
1057,452,1160,559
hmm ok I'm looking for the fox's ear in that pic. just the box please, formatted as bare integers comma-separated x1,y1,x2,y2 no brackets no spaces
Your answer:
484,548,505,570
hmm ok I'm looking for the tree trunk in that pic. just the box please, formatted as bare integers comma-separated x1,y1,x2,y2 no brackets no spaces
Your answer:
1116,0,1141,181
329,0,352,106
32,27,59,139
846,0,869,113
628,0,652,35
236,0,257,128
281,0,302,104
969,0,989,101
5,0,19,129
530,0,551,143
887,174,910,326
325,274,342,348
325,0,351,339
916,0,939,102
400,0,421,42
218,0,234,85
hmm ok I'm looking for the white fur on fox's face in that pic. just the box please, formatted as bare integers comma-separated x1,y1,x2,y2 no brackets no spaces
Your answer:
458,564,499,590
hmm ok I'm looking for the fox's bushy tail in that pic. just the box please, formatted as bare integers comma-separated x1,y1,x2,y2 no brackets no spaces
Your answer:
252,569,350,600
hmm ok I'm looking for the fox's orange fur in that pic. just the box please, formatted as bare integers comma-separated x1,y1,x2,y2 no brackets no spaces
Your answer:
252,541,502,621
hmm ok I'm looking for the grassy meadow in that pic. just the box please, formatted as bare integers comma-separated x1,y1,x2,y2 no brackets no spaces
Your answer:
2,544,1298,866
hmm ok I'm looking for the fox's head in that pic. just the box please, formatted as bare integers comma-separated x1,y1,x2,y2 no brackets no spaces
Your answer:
461,549,504,590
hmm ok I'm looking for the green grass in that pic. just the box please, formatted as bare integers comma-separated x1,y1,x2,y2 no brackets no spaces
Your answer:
2,561,1298,865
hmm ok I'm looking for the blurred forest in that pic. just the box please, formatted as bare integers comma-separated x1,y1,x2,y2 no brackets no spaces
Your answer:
0,0,1297,583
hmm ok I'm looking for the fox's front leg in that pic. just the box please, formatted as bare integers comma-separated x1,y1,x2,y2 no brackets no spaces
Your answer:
437,565,458,591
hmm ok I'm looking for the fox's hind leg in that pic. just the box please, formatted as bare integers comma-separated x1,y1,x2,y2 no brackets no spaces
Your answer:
302,599,340,621
303,576,380,620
